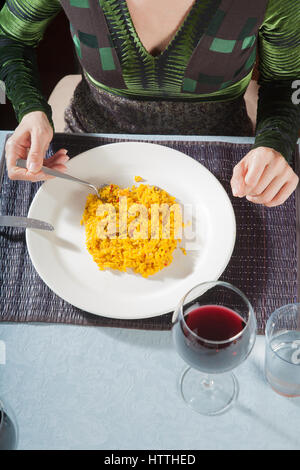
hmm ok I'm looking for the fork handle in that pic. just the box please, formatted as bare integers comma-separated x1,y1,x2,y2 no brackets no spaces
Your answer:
16,158,97,191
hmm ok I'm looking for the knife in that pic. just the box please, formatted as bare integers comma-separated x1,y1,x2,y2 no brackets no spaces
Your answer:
0,215,54,231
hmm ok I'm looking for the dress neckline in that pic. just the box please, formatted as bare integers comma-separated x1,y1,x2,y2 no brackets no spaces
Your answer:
122,0,199,59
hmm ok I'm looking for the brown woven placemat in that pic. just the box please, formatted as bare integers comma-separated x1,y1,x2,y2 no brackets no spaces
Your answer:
0,133,298,333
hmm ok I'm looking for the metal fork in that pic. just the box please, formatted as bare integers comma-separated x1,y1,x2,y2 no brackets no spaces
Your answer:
16,158,102,198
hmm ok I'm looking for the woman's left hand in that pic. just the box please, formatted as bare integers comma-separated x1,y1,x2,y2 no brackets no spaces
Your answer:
230,146,299,207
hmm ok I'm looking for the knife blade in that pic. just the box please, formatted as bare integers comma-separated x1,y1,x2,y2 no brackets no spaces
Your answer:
0,215,54,231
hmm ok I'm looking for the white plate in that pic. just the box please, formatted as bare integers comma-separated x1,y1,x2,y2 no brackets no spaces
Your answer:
26,142,236,320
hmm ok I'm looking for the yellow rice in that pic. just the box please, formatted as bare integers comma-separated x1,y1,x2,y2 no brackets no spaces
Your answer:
80,183,184,277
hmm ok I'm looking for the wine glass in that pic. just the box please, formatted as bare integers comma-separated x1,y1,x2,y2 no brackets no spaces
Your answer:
0,397,18,450
172,281,256,415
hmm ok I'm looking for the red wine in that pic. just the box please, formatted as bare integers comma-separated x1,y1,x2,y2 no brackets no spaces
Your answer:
173,304,251,374
185,305,246,342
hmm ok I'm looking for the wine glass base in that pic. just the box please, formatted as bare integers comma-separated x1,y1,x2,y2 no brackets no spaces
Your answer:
0,399,18,450
179,366,239,416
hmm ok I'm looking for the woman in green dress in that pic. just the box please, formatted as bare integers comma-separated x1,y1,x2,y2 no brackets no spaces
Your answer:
0,0,299,207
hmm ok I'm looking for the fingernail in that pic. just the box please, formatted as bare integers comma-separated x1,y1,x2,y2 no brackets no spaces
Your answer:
62,149,68,154
28,162,40,173
232,186,239,196
62,156,70,162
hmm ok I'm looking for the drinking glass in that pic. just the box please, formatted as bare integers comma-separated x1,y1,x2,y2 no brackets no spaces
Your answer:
265,303,300,397
172,281,256,415
0,397,18,450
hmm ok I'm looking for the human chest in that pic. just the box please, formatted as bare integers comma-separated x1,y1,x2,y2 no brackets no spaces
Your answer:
60,0,268,96
125,0,196,56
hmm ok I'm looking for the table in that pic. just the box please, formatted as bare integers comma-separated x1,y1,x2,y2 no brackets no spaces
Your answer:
1,130,300,451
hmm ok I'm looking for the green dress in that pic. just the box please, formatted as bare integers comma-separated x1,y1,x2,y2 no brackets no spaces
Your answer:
0,0,300,161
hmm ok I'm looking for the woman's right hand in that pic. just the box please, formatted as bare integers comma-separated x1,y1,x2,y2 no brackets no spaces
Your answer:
5,110,69,181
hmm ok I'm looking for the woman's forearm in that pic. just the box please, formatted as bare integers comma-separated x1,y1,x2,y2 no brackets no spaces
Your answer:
252,80,300,164
0,34,54,128
253,0,300,162
0,0,61,128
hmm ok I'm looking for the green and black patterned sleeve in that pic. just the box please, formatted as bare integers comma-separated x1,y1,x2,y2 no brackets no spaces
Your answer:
0,0,61,130
253,0,300,163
